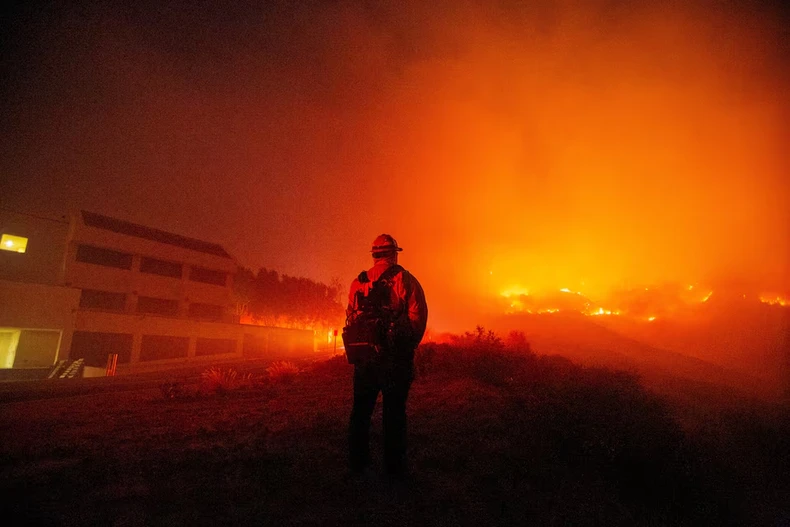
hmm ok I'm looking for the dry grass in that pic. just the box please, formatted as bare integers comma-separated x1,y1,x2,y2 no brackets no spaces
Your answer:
266,360,300,384
199,367,252,394
1,339,788,526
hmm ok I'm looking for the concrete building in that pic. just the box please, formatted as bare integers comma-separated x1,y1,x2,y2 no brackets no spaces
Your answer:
0,209,313,377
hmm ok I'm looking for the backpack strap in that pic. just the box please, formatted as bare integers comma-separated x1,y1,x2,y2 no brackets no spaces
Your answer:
358,265,403,287
347,265,406,328
377,264,404,284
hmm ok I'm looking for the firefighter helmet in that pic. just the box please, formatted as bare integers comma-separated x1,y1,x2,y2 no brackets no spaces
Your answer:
370,234,403,254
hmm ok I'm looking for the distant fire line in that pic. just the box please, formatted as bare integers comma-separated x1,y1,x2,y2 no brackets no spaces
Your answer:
499,285,788,320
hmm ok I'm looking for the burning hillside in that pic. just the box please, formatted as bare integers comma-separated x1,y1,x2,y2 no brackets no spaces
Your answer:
499,283,789,321
485,280,790,396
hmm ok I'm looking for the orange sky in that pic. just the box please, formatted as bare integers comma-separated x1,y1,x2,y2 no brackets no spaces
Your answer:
344,1,790,327
3,1,788,330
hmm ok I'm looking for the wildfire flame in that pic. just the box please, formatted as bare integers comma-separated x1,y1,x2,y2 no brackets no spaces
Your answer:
759,295,789,307
499,283,788,319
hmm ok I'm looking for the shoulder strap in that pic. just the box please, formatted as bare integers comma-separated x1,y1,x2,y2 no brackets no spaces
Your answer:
377,264,404,284
358,265,404,286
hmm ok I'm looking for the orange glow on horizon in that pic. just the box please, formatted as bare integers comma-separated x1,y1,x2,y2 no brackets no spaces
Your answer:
759,295,789,307
495,283,789,321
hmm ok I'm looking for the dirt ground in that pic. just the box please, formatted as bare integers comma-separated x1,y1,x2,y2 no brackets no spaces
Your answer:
1,351,788,526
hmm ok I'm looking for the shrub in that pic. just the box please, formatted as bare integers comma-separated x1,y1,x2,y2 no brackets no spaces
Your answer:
200,367,250,394
267,361,300,384
450,325,504,350
415,327,537,386
505,330,531,353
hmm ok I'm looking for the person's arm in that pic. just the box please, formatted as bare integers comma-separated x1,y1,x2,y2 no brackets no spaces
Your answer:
400,272,428,346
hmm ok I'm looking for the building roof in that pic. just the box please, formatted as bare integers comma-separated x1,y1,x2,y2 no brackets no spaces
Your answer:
81,211,232,258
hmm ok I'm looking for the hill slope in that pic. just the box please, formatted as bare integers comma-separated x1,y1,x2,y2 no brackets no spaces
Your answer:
2,346,789,525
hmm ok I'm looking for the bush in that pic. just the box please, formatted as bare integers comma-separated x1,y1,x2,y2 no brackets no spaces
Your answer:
266,361,300,384
415,327,537,386
450,325,505,350
505,330,531,353
200,367,250,394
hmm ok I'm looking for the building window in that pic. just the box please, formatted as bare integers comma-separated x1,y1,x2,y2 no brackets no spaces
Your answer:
79,289,127,311
70,331,132,368
189,266,227,286
195,338,236,357
1,234,28,253
76,244,133,270
136,296,179,317
188,303,224,320
12,330,62,368
140,257,182,278
140,335,189,361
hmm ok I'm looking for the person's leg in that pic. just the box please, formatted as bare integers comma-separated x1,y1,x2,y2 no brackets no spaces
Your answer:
381,361,413,476
348,364,380,472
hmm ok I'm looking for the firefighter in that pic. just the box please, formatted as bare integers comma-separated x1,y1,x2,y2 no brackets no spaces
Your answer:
346,234,428,478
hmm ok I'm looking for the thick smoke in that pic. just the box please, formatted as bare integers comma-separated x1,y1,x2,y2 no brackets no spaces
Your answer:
2,0,787,330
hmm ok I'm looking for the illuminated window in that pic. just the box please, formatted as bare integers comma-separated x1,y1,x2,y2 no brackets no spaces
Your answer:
1,234,28,253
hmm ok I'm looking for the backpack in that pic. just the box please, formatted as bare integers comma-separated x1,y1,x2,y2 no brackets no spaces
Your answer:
342,265,404,365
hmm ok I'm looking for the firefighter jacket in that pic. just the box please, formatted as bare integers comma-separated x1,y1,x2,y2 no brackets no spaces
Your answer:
346,260,428,349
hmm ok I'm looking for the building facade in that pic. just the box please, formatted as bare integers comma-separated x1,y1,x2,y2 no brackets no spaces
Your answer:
0,209,313,376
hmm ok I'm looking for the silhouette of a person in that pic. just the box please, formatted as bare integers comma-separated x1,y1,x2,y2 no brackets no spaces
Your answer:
345,234,428,478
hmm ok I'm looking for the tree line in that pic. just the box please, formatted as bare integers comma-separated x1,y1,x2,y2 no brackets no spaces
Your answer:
233,267,345,331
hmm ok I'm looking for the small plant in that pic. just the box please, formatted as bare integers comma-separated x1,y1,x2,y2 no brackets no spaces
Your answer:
451,325,504,350
266,361,300,384
200,367,246,394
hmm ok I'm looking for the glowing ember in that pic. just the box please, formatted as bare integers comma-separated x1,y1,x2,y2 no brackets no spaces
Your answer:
759,295,789,307
590,307,619,316
502,287,623,318
502,287,530,298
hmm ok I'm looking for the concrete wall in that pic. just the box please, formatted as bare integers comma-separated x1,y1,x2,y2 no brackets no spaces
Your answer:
241,325,317,359
71,311,314,372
